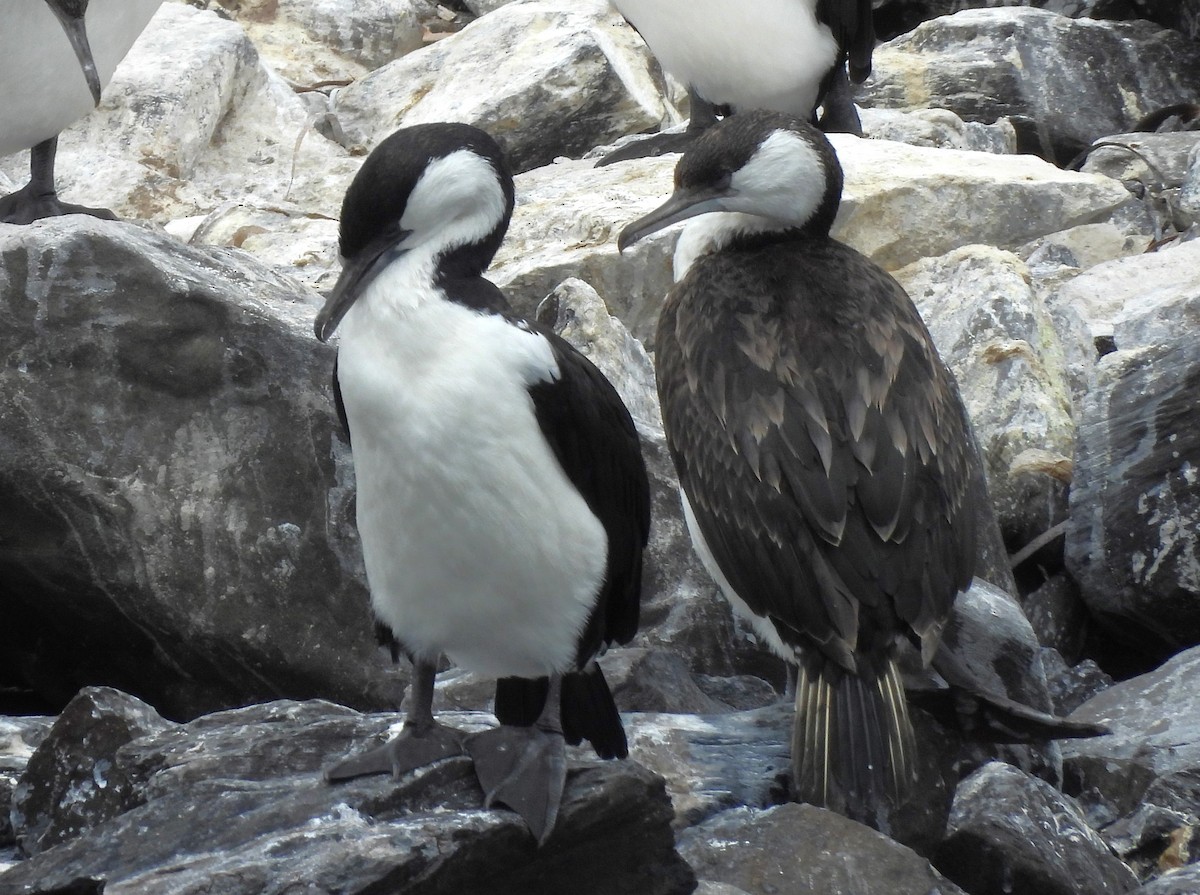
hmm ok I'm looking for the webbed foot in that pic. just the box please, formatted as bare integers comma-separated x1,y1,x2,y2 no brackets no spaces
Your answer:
466,725,566,846
0,184,117,225
595,131,699,168
325,722,466,782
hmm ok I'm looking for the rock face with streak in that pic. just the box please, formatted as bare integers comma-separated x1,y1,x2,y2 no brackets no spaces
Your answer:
861,7,1200,163
0,217,389,719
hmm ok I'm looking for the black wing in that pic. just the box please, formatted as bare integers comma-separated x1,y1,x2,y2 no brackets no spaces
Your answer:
495,326,650,758
527,328,650,661
656,237,975,673
817,0,875,82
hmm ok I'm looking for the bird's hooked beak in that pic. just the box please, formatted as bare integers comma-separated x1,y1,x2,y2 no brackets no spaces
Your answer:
48,1,104,106
617,183,734,252
314,228,413,342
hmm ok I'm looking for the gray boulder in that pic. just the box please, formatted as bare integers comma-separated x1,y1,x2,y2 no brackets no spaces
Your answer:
895,245,1076,551
0,217,393,718
1062,240,1200,657
862,8,1200,163
1064,645,1200,825
934,761,1138,895
330,0,665,173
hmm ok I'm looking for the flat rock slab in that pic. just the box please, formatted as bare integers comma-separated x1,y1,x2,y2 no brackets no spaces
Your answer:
0,697,693,895
677,802,967,895
1064,645,1200,824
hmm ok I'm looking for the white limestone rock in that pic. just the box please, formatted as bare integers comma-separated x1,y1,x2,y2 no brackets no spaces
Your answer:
829,134,1131,270
860,106,1018,154
202,0,434,86
330,0,667,173
895,246,1076,546
0,3,359,270
1049,237,1200,346
540,277,662,432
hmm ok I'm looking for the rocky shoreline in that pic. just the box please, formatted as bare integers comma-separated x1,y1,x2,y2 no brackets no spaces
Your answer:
2,1,1199,892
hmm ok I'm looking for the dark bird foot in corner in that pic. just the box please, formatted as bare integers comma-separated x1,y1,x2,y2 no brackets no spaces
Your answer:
324,722,466,782
595,130,701,168
0,184,118,225
466,724,567,846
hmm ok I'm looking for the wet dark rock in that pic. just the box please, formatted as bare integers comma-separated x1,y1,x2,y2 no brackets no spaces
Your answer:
600,648,731,715
1136,864,1200,894
677,803,968,895
863,8,1200,164
0,717,53,851
1102,802,1200,884
1063,645,1200,825
0,217,393,720
691,674,778,712
0,698,694,895
934,761,1139,895
1024,574,1092,662
11,688,173,857
1041,650,1115,716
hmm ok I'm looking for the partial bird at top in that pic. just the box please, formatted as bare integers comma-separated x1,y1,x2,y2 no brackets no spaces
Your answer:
0,0,162,224
599,0,874,166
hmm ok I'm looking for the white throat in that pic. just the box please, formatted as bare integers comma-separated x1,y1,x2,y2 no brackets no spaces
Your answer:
674,128,830,280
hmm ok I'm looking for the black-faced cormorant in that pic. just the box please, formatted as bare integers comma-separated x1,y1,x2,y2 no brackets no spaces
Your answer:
316,122,650,845
599,0,874,166
619,110,976,826
0,0,161,223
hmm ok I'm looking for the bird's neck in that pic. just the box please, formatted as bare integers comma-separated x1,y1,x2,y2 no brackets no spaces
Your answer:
673,212,803,281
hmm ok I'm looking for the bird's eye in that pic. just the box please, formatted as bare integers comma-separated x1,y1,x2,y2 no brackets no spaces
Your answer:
715,171,732,191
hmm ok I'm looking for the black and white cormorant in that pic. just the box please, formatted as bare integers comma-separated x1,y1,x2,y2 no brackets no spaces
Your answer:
315,122,650,845
619,110,976,826
0,0,161,224
599,0,874,166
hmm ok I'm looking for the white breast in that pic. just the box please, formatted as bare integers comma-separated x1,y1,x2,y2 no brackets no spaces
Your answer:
335,264,608,679
0,0,161,156
611,0,837,115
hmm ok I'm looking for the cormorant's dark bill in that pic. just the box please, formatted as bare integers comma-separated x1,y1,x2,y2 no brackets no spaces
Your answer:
313,227,412,342
617,185,733,252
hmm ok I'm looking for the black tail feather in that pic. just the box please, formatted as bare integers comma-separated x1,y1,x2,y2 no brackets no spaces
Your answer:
792,654,914,829
494,664,628,760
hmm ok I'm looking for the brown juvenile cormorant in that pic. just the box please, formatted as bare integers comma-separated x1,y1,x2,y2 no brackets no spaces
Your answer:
620,110,976,826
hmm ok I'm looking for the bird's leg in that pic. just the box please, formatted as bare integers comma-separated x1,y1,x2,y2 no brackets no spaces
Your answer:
816,66,863,137
466,674,567,846
0,137,118,224
685,90,719,135
325,657,465,782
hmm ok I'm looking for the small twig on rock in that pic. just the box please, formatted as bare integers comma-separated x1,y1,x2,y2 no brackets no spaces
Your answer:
1009,520,1070,569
